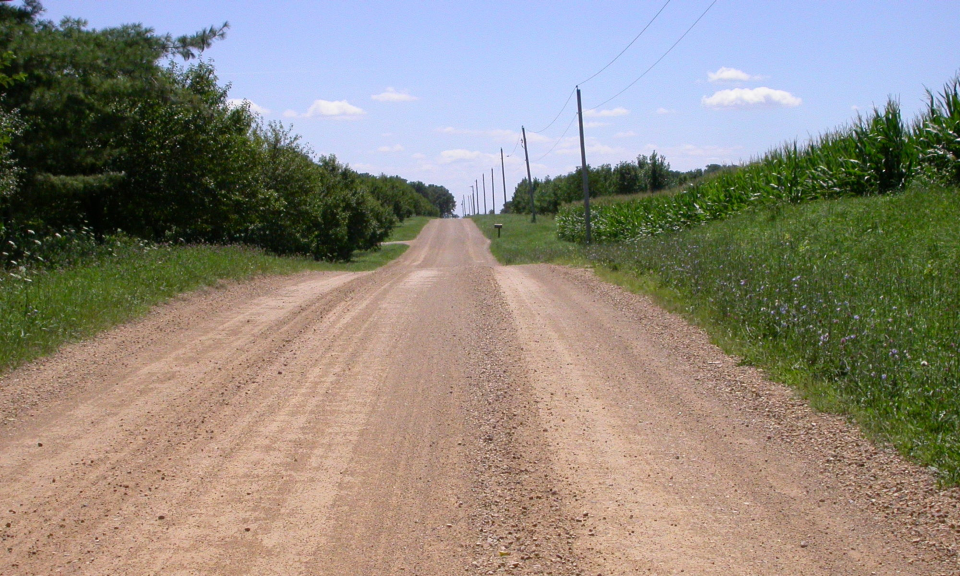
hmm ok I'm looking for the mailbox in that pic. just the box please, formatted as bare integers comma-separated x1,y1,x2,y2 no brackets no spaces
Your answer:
493,223,503,238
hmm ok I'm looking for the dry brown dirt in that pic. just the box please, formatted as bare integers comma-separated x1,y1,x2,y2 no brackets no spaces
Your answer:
0,218,957,575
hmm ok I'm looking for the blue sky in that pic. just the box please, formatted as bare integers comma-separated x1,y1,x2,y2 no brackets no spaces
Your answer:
37,1,960,214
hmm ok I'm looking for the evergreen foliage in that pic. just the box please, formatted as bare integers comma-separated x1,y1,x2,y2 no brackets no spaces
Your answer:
0,2,453,263
507,150,727,215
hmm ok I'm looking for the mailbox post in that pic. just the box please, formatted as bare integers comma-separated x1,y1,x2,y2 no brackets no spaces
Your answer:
494,223,503,238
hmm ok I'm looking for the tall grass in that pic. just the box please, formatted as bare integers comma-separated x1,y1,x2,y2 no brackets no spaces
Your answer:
386,215,433,242
587,186,960,483
558,75,960,243
0,232,406,373
471,214,582,265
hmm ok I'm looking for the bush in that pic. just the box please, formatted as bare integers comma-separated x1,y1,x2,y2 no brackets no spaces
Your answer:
0,4,452,262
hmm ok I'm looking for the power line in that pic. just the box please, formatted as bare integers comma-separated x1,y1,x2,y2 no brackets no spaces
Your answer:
535,113,578,162
590,0,719,110
529,0,715,137
529,87,576,134
578,0,673,86
506,134,522,157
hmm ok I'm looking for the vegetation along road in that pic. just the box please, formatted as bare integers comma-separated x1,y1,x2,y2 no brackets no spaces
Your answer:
1,218,957,575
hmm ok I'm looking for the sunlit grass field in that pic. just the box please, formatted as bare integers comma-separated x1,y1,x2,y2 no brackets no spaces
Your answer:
387,215,433,242
589,186,960,482
471,213,582,265
0,238,407,374
478,187,960,483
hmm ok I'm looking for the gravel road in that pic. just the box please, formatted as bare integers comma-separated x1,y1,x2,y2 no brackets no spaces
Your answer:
0,218,956,575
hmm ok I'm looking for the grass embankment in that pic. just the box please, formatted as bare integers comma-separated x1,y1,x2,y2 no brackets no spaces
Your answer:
0,236,412,374
587,186,960,482
470,214,582,265
387,215,433,242
480,189,960,483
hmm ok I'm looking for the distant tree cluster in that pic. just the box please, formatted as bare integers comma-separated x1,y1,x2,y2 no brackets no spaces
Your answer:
0,1,454,262
506,150,732,215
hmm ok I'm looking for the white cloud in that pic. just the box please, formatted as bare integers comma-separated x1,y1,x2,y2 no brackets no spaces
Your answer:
587,143,617,155
439,149,485,163
702,87,802,108
285,99,365,119
226,98,271,115
550,135,624,158
556,142,618,156
411,152,427,159
371,87,418,102
525,132,552,143
707,67,760,83
614,131,637,138
307,99,366,117
662,143,743,158
584,107,630,118
378,144,404,153
435,126,550,143
646,143,745,170
656,107,676,115
583,121,609,128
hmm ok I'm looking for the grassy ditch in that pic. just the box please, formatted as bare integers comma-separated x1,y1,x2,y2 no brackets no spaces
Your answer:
585,185,960,483
387,216,434,242
0,237,407,374
479,189,960,484
470,214,582,265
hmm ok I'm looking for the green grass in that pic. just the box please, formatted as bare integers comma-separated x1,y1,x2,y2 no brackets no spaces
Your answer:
470,214,583,265
0,239,407,374
387,216,434,242
343,243,408,270
584,185,960,483
479,188,960,483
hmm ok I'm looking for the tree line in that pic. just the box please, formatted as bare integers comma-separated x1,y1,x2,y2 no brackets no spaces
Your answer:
0,1,454,263
505,149,729,215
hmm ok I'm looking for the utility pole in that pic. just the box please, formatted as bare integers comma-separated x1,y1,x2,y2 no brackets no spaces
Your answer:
522,126,536,223
470,186,474,216
482,173,487,215
474,180,479,218
491,168,496,215
500,148,507,212
576,86,591,243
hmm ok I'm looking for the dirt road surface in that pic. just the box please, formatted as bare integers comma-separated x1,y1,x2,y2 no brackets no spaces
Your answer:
1,219,957,575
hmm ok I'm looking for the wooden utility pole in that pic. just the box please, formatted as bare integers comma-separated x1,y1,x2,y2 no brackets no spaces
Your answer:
522,126,535,223
577,87,591,243
500,148,507,211
475,180,479,217
491,168,496,215
482,173,487,215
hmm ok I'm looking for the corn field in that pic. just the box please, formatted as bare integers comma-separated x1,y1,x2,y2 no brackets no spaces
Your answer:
558,75,960,243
